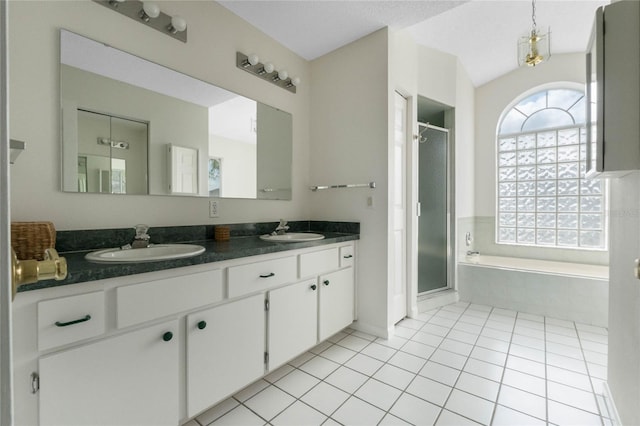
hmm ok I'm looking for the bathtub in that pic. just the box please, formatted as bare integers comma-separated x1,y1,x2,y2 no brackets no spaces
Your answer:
458,255,609,327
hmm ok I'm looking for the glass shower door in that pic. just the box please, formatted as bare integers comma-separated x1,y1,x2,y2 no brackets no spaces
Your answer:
418,124,449,293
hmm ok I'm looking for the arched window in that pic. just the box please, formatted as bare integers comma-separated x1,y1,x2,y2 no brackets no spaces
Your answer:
496,88,606,249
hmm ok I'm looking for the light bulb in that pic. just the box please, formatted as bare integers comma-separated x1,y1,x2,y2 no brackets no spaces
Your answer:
291,76,300,86
168,15,187,33
263,62,274,74
140,1,160,21
248,53,260,66
278,70,288,80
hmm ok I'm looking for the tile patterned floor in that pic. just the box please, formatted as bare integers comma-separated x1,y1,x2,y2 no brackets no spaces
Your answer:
188,302,611,426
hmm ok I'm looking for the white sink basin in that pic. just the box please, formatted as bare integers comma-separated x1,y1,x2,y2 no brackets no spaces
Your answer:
260,233,325,242
85,244,206,263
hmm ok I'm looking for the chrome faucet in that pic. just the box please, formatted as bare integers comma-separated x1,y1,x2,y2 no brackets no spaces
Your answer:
273,219,289,235
131,224,151,248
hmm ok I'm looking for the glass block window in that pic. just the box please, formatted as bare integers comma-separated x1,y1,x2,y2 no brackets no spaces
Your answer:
496,89,606,249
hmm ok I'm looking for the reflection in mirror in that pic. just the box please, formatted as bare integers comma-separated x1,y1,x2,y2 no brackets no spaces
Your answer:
60,29,293,199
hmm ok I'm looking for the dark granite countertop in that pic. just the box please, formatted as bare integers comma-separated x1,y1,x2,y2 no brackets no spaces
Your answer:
19,221,359,293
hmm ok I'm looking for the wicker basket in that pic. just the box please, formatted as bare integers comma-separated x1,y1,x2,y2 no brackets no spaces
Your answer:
214,226,230,242
11,222,56,261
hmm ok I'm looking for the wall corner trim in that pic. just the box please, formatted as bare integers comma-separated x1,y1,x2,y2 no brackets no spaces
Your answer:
602,382,622,426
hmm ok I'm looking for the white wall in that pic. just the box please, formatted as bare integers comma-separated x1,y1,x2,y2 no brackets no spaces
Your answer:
209,135,256,199
9,1,310,230
309,28,390,337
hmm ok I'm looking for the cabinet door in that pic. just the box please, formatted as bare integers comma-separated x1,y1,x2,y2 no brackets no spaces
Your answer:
187,294,265,417
319,268,355,341
39,320,179,426
268,280,318,369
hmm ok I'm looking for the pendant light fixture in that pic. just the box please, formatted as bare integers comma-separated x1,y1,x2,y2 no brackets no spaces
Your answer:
517,0,551,67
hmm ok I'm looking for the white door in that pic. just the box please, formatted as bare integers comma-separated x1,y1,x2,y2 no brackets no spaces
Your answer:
391,92,408,324
1,0,14,423
268,279,318,369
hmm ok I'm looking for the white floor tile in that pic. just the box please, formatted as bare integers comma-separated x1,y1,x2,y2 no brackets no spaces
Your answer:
485,319,514,333
447,329,479,345
324,366,368,394
491,308,517,318
264,364,295,384
429,316,457,328
419,361,461,387
513,325,544,340
546,324,579,338
511,334,545,351
332,396,386,426
546,352,589,374
444,389,495,425
492,404,546,426
575,323,608,336
578,330,608,345
373,364,416,390
319,344,357,364
453,321,483,335
274,369,320,398
405,375,452,406
454,372,500,402
547,381,600,414
309,340,333,355
336,335,370,352
430,348,468,370
389,392,441,426
271,401,326,426
412,331,445,347
547,341,584,360
470,346,507,366
375,335,409,349
435,409,481,425
508,343,545,364
546,331,580,348
244,386,295,421
582,339,608,355
497,385,546,421
468,303,493,313
400,340,436,359
344,353,384,376
210,405,266,426
354,378,402,411
300,382,349,416
300,382,350,416
387,350,427,373
394,326,419,339
480,327,512,342
439,338,474,357
288,352,315,367
351,330,378,341
517,313,545,324
397,318,426,330
587,362,607,380
476,336,510,353
233,379,270,402
378,413,413,426
196,397,239,425
435,310,462,321
463,358,504,382
421,323,450,337
416,311,436,322
360,342,397,362
299,355,340,379
547,365,592,391
501,368,546,397
327,331,348,344
547,400,603,426
506,355,545,378
583,349,608,366
546,317,575,329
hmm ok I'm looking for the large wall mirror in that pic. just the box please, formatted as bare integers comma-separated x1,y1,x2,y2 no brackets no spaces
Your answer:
60,29,293,200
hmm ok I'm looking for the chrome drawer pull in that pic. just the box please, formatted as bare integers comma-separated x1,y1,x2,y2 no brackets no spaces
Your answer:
259,272,275,278
55,314,91,327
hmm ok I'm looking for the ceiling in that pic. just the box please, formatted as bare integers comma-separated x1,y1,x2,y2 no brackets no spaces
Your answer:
217,0,609,87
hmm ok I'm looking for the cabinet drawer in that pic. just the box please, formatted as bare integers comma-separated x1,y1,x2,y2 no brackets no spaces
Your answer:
117,269,223,328
38,291,105,351
299,247,339,278
228,256,296,298
339,245,355,267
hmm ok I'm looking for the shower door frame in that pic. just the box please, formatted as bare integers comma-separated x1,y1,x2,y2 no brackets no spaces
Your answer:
412,121,456,301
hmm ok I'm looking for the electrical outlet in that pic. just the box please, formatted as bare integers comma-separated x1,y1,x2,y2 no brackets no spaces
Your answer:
209,200,219,218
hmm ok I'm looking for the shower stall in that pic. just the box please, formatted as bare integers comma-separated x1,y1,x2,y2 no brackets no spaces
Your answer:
417,122,452,294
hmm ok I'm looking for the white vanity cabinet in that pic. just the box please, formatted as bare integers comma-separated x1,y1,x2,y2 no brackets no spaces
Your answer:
186,294,266,418
267,278,319,369
12,241,357,426
39,319,180,426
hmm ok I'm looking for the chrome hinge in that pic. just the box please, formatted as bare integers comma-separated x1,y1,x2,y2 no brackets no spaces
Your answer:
31,372,40,394
264,352,269,364
265,299,270,311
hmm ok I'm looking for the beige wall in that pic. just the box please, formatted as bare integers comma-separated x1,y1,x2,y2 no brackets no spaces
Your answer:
9,0,310,230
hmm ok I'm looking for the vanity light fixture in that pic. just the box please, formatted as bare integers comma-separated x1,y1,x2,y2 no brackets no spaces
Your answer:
236,52,299,94
93,0,188,43
517,0,550,67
